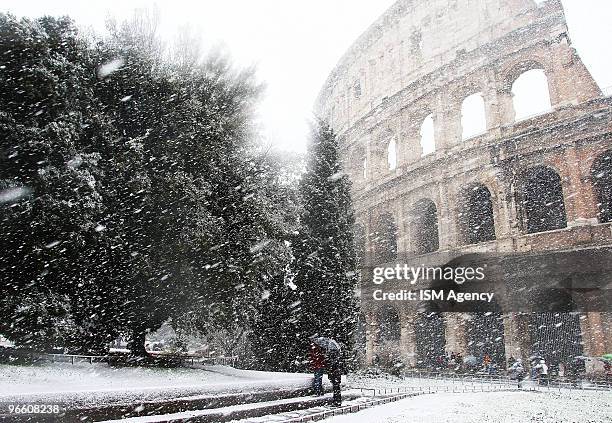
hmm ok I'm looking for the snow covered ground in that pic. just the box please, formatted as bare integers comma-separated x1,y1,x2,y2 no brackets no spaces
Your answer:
0,362,315,407
324,390,611,423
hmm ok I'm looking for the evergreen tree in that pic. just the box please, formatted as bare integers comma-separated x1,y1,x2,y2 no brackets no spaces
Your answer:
291,119,359,370
0,14,121,352
0,11,296,357
246,150,303,371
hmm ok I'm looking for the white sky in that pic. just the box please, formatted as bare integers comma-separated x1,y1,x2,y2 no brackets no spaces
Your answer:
2,1,612,153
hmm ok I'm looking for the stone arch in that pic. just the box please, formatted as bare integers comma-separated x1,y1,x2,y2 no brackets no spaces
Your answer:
411,198,439,255
519,165,567,234
460,92,487,140
502,59,550,92
419,114,435,157
466,310,506,366
373,305,402,368
376,306,401,344
370,211,398,264
591,150,612,223
370,129,397,177
458,183,496,245
527,289,583,372
504,60,552,121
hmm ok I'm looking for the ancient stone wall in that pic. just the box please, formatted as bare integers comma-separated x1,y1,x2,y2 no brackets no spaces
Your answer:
317,0,612,371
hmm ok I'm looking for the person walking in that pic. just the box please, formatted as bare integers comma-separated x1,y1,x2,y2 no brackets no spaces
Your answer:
534,359,549,386
509,358,525,388
308,340,326,396
310,336,343,406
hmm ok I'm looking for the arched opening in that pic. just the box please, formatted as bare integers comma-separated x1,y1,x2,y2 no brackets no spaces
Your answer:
420,114,435,156
512,69,552,121
528,310,583,374
374,306,402,368
466,312,506,366
520,166,567,234
591,150,612,223
370,212,397,264
459,184,496,244
415,312,445,369
387,138,397,171
412,199,439,254
461,93,486,140
377,307,401,344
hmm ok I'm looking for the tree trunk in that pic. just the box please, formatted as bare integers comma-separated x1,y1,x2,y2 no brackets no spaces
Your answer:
129,328,148,357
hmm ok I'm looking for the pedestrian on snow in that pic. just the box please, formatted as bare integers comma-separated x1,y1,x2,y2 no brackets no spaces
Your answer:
508,355,517,367
308,340,326,396
309,336,343,406
508,358,525,388
534,359,549,385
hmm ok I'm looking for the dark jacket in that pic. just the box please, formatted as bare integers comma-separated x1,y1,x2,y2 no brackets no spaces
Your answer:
309,343,326,370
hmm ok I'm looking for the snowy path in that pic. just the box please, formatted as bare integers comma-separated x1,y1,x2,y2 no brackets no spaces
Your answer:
321,390,611,423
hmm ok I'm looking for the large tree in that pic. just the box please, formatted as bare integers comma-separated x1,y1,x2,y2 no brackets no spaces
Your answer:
0,14,123,352
0,11,291,357
290,119,359,369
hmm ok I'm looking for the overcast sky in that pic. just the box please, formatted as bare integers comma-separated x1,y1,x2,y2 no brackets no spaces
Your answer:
3,1,612,152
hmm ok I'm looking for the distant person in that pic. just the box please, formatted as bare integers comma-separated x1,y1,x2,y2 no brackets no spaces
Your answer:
308,339,325,396
509,359,525,388
482,353,492,373
534,359,549,386
508,355,517,367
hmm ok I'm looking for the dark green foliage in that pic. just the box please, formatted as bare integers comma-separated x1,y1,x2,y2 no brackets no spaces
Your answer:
289,119,359,370
0,15,119,352
0,12,287,356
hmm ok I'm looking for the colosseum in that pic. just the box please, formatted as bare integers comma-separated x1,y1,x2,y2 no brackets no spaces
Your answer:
316,0,612,374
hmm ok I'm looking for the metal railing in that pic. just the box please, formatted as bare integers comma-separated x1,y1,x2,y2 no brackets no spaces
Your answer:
4,349,238,368
398,370,612,391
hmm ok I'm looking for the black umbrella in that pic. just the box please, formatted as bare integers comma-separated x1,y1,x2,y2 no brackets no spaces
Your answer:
312,337,340,352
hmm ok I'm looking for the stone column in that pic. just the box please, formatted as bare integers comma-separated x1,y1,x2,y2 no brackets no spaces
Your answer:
492,183,514,240
437,183,455,250
396,200,408,261
399,311,418,367
365,310,378,366
580,312,607,357
401,125,421,164
434,91,461,150
603,312,612,354
498,175,522,240
563,147,599,226
443,313,469,356
503,312,531,365
483,70,513,131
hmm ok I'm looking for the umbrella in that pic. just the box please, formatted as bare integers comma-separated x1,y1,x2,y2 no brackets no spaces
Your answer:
312,337,340,352
463,355,479,366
